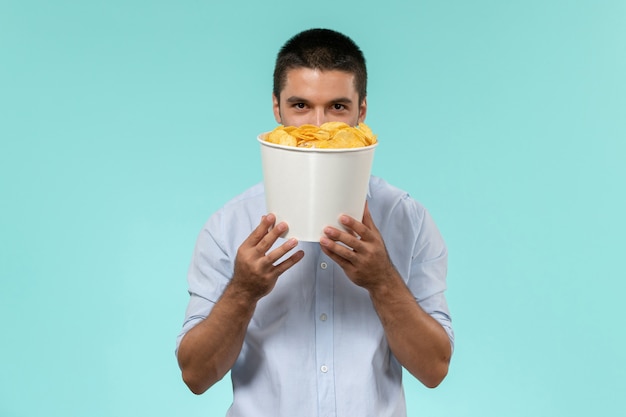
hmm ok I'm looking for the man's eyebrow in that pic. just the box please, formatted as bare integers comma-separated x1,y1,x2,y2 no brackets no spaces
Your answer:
285,96,310,104
330,97,354,104
285,96,354,104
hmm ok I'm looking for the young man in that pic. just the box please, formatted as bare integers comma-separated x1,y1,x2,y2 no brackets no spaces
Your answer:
176,28,453,417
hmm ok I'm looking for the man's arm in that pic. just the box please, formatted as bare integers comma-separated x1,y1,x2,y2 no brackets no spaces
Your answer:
320,203,451,388
177,214,304,394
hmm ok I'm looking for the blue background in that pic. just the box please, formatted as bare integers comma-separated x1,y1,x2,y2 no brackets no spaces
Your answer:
1,1,625,416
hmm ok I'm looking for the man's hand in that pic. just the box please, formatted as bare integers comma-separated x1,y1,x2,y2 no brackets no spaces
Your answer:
319,202,395,290
179,213,304,394
232,213,305,301
320,202,451,387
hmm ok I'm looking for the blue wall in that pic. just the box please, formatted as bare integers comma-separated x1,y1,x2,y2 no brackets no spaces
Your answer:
1,1,624,415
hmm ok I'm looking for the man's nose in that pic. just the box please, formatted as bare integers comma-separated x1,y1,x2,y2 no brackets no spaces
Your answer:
314,108,326,126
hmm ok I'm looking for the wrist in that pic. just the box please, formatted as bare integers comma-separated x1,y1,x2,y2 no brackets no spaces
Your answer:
224,278,261,311
367,266,404,299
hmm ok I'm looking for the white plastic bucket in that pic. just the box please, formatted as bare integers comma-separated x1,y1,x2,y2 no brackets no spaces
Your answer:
258,133,377,241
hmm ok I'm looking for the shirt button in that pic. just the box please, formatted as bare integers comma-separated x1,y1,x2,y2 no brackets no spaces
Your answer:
319,313,327,321
320,365,328,373
320,262,328,269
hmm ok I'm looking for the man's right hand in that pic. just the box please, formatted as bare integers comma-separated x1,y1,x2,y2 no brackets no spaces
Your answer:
231,213,304,301
178,213,303,394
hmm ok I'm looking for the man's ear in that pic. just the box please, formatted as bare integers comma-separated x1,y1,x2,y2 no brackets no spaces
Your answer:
358,97,368,124
272,94,281,124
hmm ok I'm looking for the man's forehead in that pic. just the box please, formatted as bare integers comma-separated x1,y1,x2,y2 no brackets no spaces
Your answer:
283,67,355,80
281,68,357,93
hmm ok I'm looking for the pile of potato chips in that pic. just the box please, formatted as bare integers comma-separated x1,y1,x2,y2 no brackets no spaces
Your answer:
265,122,377,149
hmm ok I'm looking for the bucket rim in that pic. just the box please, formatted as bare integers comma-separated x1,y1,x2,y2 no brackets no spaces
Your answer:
257,133,378,153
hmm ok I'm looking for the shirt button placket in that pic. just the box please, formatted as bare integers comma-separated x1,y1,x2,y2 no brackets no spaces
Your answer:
315,254,335,416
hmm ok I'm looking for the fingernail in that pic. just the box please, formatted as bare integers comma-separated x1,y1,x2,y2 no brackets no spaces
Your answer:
340,215,349,224
320,237,330,246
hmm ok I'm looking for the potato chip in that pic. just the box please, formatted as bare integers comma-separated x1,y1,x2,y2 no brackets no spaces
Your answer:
265,122,377,149
265,129,295,147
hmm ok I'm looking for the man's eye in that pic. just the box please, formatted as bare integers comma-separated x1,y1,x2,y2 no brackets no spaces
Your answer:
332,104,345,110
294,103,306,109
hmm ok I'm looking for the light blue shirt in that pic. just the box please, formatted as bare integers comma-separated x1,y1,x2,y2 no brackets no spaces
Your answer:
177,176,453,417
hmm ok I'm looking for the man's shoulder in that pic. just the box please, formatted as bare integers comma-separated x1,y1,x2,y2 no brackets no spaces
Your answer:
369,175,405,197
208,183,266,224
223,182,265,208
368,176,426,213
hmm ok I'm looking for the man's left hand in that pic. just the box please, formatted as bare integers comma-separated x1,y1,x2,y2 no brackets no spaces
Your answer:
320,202,397,290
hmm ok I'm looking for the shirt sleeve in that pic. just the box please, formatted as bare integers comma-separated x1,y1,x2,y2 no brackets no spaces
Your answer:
406,204,455,353
175,209,235,355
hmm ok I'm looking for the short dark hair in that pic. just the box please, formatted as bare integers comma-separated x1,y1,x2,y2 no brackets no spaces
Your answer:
273,28,367,104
